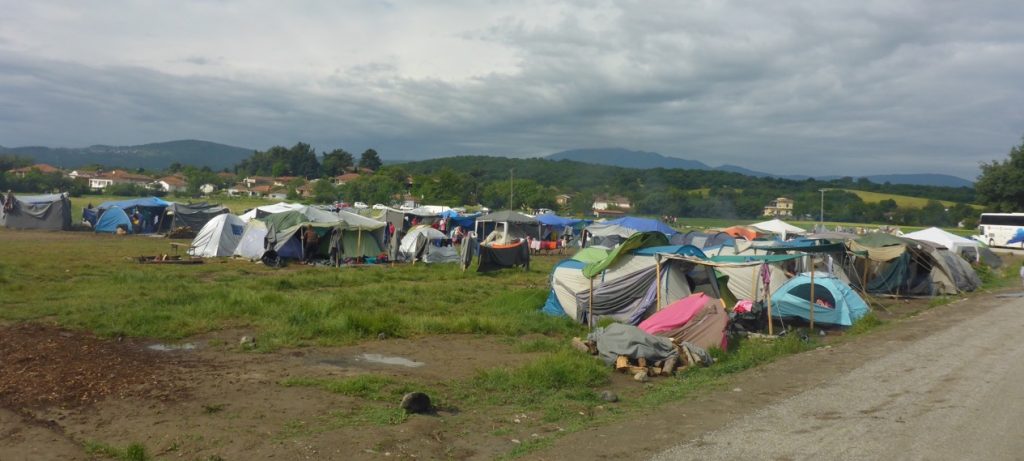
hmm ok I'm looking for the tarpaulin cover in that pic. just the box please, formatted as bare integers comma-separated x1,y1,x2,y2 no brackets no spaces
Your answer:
848,233,910,262
537,214,588,227
166,203,228,231
478,210,538,224
722,225,765,241
587,216,677,238
575,265,657,325
638,292,728,351
477,240,529,272
587,323,678,366
671,231,734,249
572,247,610,264
97,197,170,211
634,245,706,258
771,272,869,326
582,231,669,278
0,193,71,230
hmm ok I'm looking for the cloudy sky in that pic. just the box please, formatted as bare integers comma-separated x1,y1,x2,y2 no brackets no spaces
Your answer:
2,0,1023,179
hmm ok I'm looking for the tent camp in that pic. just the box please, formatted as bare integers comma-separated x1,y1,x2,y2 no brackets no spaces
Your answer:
476,210,541,245
638,292,729,351
162,203,228,232
398,225,459,263
266,209,386,261
238,202,306,223
542,232,716,326
903,227,978,255
233,219,269,259
770,272,869,327
721,225,768,241
751,219,806,239
96,197,171,234
584,216,677,248
848,234,979,296
670,230,734,249
189,214,245,257
94,206,133,234
1,192,72,230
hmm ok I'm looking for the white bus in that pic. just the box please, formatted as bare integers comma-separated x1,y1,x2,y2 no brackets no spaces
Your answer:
975,213,1024,247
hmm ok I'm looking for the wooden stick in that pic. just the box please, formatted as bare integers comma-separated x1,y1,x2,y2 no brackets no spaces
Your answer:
588,277,595,330
765,263,774,336
751,265,759,303
655,258,662,311
809,258,816,331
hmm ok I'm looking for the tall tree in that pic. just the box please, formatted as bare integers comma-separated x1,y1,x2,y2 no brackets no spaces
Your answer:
976,136,1024,211
358,149,383,171
321,149,354,176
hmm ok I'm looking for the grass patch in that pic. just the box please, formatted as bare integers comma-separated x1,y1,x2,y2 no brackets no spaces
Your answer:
280,375,418,401
468,350,609,406
84,441,151,461
847,312,885,335
513,337,565,353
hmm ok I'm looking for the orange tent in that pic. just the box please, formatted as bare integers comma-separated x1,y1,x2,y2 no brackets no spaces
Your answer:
721,225,766,241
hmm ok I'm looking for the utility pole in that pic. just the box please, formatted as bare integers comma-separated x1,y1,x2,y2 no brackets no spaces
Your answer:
509,169,514,210
818,189,828,228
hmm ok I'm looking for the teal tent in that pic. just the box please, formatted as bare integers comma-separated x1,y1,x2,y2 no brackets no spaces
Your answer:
94,206,132,234
770,272,869,327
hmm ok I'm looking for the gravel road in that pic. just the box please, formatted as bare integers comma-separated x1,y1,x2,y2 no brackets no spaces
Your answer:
653,295,1024,461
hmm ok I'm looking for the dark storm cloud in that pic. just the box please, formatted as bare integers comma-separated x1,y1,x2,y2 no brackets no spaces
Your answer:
2,1,1024,179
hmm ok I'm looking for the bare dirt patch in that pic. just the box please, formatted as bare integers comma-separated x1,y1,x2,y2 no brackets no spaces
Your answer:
0,323,194,409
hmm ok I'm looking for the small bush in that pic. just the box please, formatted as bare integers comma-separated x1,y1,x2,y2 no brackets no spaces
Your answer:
848,312,885,335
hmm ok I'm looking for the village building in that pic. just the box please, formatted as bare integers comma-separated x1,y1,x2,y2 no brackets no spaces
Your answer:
7,164,63,178
153,174,188,193
87,170,153,190
592,195,631,212
763,197,794,217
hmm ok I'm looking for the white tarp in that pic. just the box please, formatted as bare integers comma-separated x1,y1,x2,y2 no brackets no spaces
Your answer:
904,227,979,253
751,218,806,238
190,214,245,257
238,202,306,222
233,220,268,259
398,225,458,263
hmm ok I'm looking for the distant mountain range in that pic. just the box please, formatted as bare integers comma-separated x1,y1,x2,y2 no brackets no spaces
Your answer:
0,140,254,171
547,148,975,188
1,140,974,188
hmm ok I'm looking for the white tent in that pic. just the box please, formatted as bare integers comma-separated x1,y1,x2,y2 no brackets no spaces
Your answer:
398,225,458,263
904,227,979,253
751,218,806,239
189,214,245,257
233,219,269,259
239,202,306,223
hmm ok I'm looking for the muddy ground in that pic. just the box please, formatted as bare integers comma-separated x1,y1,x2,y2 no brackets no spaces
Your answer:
0,290,1005,460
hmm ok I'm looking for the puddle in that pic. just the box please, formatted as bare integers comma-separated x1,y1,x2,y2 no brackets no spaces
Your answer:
318,353,425,368
148,343,197,352
358,353,424,368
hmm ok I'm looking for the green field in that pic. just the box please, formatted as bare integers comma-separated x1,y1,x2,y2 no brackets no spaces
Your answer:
841,189,981,209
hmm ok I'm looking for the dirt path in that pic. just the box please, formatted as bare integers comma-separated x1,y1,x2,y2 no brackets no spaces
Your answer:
652,292,1024,460
525,292,1017,460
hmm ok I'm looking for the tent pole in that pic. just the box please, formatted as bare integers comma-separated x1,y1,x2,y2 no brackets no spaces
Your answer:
588,277,595,330
809,258,816,332
765,263,774,336
655,258,662,311
751,265,759,303
357,228,363,262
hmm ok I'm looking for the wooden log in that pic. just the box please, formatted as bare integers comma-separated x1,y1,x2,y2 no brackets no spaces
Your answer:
628,366,650,376
571,337,590,353
615,355,629,372
662,356,677,375
638,357,647,368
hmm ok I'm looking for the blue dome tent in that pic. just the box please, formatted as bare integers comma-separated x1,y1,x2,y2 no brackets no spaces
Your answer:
770,272,869,327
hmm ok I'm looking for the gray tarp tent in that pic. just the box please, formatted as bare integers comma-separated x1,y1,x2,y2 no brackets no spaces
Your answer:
475,210,540,245
1,192,72,230
162,203,229,232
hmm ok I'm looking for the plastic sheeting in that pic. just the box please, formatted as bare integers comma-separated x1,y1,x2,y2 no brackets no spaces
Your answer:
587,323,678,367
638,293,728,351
